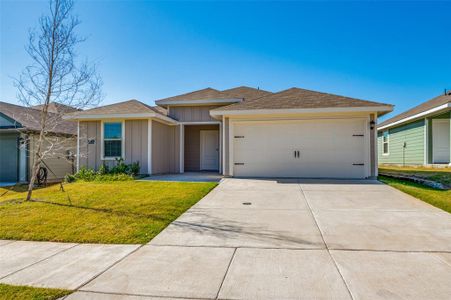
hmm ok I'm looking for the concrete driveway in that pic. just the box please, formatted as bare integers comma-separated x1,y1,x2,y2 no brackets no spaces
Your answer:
70,178,451,300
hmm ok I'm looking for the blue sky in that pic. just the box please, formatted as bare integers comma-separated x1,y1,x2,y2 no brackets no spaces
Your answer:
1,1,450,120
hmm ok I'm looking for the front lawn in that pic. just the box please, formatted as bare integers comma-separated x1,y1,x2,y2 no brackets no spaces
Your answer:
0,283,71,300
379,176,451,213
379,165,451,188
0,181,217,244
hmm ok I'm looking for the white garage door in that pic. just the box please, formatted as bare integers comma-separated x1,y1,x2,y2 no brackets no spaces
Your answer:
232,119,368,178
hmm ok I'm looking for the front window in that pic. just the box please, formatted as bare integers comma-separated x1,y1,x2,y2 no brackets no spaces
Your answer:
382,131,389,155
103,122,122,158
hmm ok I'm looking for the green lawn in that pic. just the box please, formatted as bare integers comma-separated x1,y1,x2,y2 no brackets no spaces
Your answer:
379,176,451,213
379,165,451,187
0,181,217,244
0,283,71,300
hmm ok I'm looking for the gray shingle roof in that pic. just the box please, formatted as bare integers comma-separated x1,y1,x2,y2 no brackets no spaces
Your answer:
0,101,77,135
66,99,166,117
155,86,271,103
214,87,392,111
221,86,272,100
378,93,451,128
32,102,80,114
155,88,231,103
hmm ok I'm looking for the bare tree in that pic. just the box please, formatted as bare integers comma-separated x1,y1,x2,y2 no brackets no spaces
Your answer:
14,0,102,200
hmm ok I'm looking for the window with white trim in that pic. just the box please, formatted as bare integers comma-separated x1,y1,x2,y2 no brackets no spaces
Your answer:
382,130,389,155
103,122,122,158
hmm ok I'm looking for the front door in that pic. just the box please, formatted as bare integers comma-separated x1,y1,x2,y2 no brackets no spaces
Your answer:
432,119,450,163
200,130,219,170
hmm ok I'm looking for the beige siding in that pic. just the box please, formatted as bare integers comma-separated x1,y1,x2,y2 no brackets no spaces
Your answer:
184,125,219,171
125,120,148,174
152,120,179,174
168,105,219,122
370,114,376,177
79,121,102,170
28,133,76,181
79,120,149,174
223,118,230,176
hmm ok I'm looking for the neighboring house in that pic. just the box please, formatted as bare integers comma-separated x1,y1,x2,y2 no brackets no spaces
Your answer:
377,91,451,166
0,102,77,183
65,86,392,179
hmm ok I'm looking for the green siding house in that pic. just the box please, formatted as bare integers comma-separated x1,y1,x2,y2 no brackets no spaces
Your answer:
377,91,451,166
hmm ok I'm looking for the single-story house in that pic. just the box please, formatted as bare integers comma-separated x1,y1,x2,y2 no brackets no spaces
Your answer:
65,86,393,179
0,101,78,183
377,91,451,166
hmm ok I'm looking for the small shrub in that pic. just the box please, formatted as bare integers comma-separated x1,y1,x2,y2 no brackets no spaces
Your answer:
97,164,109,175
74,167,96,181
68,160,139,182
129,162,140,176
110,158,129,174
64,174,76,183
93,173,133,181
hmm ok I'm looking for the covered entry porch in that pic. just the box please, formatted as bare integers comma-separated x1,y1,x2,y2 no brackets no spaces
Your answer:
179,122,222,173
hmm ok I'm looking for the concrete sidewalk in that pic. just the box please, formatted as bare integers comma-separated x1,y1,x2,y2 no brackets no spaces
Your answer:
1,178,450,299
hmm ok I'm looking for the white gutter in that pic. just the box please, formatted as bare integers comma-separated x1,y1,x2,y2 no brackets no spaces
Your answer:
210,105,393,117
378,103,451,130
63,112,178,125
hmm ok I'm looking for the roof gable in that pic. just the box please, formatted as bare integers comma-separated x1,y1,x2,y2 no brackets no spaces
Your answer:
0,112,21,128
378,93,451,129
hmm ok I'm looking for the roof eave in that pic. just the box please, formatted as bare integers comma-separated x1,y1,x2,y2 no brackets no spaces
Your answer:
210,105,393,117
378,102,451,130
63,112,178,125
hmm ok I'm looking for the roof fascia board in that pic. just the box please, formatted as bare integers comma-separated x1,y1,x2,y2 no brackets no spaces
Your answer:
63,113,179,125
156,98,242,107
378,103,451,130
210,106,393,117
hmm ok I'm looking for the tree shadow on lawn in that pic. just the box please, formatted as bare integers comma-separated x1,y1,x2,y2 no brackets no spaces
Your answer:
32,198,173,221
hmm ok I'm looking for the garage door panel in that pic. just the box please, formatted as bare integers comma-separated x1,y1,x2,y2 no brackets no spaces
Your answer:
233,119,367,178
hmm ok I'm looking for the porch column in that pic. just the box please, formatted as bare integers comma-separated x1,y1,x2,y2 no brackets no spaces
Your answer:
179,124,184,173
219,120,222,174
147,119,152,175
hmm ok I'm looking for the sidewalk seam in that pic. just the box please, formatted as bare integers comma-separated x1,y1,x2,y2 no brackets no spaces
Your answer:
215,248,237,300
0,243,79,281
298,183,355,300
74,244,144,292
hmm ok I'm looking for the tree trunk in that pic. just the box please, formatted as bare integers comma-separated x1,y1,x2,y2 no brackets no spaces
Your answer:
26,152,42,201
